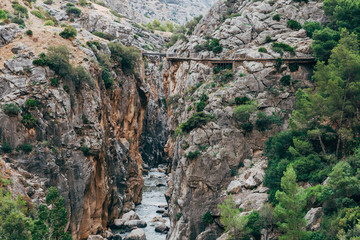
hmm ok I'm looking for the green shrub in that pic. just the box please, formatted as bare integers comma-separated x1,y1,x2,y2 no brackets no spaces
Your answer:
12,4,28,18
289,63,299,72
11,17,25,26
258,47,267,53
255,112,282,131
102,68,113,89
81,145,90,156
200,94,209,102
185,15,202,34
230,167,237,177
241,122,254,133
30,10,44,19
50,77,59,87
280,75,291,86
33,46,94,89
265,35,273,43
272,42,295,55
22,114,37,128
180,112,216,133
59,25,77,39
0,10,7,20
234,104,256,123
25,98,40,109
202,212,214,225
187,150,201,159
66,6,81,17
235,97,250,105
214,69,233,83
44,0,53,4
196,101,206,112
108,42,141,75
303,21,323,38
79,0,87,6
44,20,54,26
167,33,188,47
194,38,223,54
275,58,283,72
287,20,302,30
63,85,70,93
93,31,115,41
2,142,12,153
272,14,280,21
80,115,88,125
25,29,33,36
2,103,20,116
19,143,33,153
73,66,94,89
176,212,183,220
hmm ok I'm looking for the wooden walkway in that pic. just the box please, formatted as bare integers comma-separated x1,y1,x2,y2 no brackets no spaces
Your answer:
141,52,316,64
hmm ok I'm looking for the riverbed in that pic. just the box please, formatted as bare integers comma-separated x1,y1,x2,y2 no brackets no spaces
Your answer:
135,169,169,239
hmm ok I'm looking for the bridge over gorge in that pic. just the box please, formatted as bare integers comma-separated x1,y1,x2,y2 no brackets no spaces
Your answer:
141,52,317,72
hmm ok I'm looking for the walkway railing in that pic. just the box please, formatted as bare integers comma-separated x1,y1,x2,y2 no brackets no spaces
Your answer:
141,52,316,64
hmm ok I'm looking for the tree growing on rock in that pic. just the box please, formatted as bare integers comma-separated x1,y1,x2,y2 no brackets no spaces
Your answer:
218,194,249,239
32,187,72,240
274,165,309,240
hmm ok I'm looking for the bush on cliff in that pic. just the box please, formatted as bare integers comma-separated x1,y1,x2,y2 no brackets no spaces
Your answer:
179,112,216,133
59,25,77,39
186,150,201,160
108,42,141,75
0,186,72,240
2,103,20,116
33,46,94,89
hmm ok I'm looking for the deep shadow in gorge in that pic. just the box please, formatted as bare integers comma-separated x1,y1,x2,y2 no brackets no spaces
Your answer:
139,56,170,168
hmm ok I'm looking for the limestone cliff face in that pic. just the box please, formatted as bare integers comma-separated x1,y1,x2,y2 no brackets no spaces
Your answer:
105,0,216,25
139,56,169,168
0,0,169,238
0,43,149,239
163,0,325,239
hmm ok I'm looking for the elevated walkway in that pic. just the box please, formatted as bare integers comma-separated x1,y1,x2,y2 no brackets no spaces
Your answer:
141,52,316,64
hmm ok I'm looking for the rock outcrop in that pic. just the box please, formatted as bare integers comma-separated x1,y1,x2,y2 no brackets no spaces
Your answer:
0,0,172,238
105,0,216,25
162,0,324,239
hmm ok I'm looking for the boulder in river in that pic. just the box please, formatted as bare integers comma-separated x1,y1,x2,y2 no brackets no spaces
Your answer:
155,223,170,234
122,211,140,221
109,234,123,240
162,210,169,217
87,235,104,240
123,220,147,230
156,182,166,187
156,209,165,214
124,228,146,240
104,230,113,238
152,216,166,223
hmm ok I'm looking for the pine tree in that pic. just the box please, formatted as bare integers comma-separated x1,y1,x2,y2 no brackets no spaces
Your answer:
274,165,308,240
218,194,249,239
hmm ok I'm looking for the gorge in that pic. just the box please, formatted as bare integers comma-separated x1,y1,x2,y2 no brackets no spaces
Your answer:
1,0,360,239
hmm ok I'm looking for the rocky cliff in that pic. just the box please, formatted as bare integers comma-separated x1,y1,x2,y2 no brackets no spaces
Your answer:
0,0,329,239
105,0,216,25
163,0,325,239
0,0,168,239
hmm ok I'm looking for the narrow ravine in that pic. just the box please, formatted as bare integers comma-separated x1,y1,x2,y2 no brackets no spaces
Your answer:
112,165,170,239
135,166,170,239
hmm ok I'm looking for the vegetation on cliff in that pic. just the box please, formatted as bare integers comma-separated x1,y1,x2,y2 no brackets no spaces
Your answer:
0,181,71,240
257,0,360,238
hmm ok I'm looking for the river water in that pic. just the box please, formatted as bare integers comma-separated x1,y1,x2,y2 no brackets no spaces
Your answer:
113,168,169,239
135,169,169,239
